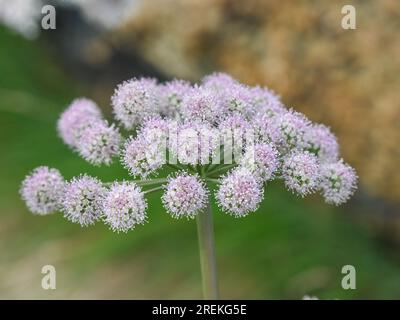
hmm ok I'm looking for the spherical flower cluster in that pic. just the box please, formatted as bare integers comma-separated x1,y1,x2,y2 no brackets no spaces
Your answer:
61,175,106,226
172,121,220,165
218,114,253,162
303,124,339,163
216,168,263,217
20,166,64,215
21,72,358,233
158,79,192,118
218,114,251,134
78,121,122,166
250,86,285,118
282,151,320,197
57,98,102,147
57,98,122,166
111,78,158,130
102,182,147,232
162,173,208,219
320,160,358,205
138,117,171,149
271,109,311,152
219,83,254,118
180,86,222,123
122,136,165,178
202,72,238,91
240,143,279,182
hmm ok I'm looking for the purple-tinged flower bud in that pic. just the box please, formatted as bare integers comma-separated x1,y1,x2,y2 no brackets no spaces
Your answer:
304,124,339,163
158,79,192,118
77,121,121,166
20,166,64,215
216,168,263,217
253,113,281,144
180,86,222,123
249,86,286,118
202,72,239,91
320,160,357,205
57,98,102,147
218,114,251,136
111,78,158,130
173,121,219,165
218,114,253,161
240,143,279,182
138,116,171,145
220,83,254,118
271,109,311,152
162,173,208,219
122,135,165,178
196,122,221,164
102,182,147,233
61,175,106,226
282,151,320,197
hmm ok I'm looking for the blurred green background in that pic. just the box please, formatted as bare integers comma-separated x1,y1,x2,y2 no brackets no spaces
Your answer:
1,1,400,299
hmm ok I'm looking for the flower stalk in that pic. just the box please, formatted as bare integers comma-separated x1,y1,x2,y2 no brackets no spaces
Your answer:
196,201,219,300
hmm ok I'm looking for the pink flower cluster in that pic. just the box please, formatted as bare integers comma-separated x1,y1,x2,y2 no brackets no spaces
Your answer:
57,98,121,166
21,72,358,232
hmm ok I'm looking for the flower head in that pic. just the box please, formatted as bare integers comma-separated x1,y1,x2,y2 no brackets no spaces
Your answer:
249,86,286,118
122,135,165,178
304,124,339,163
170,121,219,165
271,109,311,152
219,83,254,118
218,114,253,161
61,175,106,226
20,166,64,215
216,167,263,217
158,79,192,118
282,151,320,197
162,172,208,219
180,86,222,123
21,72,359,235
320,160,358,205
102,182,147,233
240,143,279,182
201,72,238,91
77,121,121,166
138,117,171,145
111,78,158,130
57,98,102,147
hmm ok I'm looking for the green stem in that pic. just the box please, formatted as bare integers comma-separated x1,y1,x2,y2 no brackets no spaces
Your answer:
104,179,167,187
196,202,219,299
206,178,220,184
144,186,164,194
136,178,167,186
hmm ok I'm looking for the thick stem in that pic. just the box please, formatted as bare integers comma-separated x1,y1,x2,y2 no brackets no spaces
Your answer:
196,202,219,299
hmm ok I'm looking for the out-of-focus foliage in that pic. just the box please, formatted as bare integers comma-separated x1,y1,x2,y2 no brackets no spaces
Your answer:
112,0,400,203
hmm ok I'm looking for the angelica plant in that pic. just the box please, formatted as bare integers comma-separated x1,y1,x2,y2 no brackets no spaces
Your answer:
20,72,357,299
